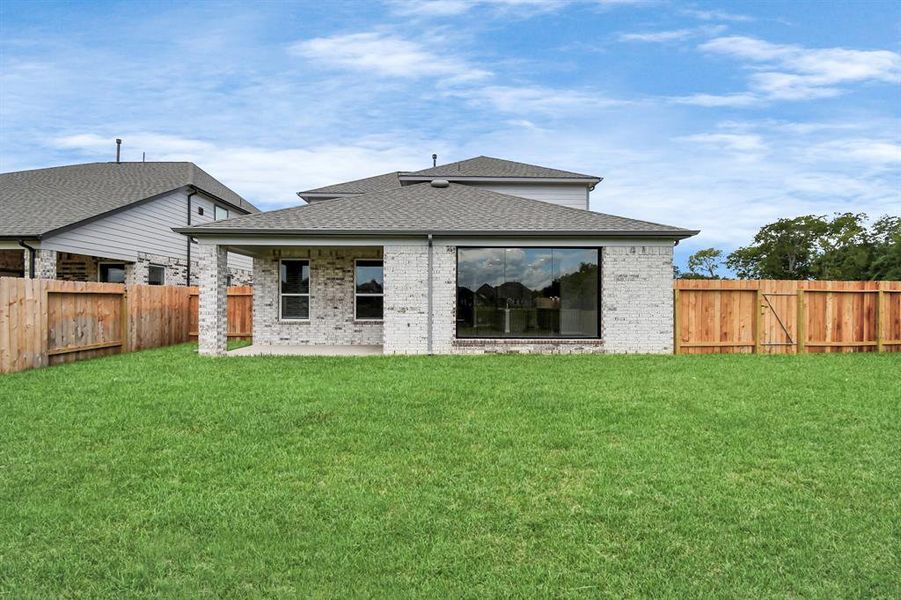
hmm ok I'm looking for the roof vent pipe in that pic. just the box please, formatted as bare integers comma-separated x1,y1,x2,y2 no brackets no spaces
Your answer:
116,138,122,164
432,153,437,167
430,179,449,188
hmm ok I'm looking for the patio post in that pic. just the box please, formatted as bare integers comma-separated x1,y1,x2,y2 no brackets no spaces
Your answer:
197,243,228,356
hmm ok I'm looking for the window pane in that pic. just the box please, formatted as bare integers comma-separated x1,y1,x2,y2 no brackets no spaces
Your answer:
356,296,384,320
148,265,165,286
456,248,599,338
280,260,309,294
281,295,309,320
100,264,126,283
556,249,598,337
457,248,505,337
356,260,383,294
214,205,229,221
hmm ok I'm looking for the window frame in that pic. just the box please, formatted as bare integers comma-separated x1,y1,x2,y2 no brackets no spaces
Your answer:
354,258,384,322
278,258,311,322
147,264,165,286
97,262,127,284
454,246,602,340
214,205,229,221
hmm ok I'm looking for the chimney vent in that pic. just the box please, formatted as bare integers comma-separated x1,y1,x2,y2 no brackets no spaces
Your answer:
432,153,437,167
115,139,122,163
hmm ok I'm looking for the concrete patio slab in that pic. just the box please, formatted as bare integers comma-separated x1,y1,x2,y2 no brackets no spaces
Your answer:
228,344,383,357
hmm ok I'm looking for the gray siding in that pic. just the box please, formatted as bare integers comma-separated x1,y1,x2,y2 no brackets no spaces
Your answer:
43,189,252,271
461,182,589,210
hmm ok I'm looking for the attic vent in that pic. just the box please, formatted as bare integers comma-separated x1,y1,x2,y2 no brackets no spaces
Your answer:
430,179,449,188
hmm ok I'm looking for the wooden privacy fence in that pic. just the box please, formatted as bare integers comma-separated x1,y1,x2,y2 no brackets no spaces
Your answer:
0,278,252,374
674,280,901,354
188,287,253,341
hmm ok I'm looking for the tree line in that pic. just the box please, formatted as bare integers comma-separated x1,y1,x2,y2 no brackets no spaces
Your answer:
678,213,900,281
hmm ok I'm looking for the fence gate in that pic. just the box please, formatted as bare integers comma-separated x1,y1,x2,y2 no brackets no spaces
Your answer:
758,291,797,353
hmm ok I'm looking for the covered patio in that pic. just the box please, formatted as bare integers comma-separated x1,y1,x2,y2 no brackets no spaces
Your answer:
193,236,444,357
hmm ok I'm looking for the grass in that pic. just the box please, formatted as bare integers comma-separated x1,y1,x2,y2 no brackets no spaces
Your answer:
1,346,899,598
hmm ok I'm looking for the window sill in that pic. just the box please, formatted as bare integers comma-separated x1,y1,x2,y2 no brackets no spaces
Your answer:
278,319,311,324
353,319,384,324
454,338,604,346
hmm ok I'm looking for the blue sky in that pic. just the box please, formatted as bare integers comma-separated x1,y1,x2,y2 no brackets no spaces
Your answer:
1,0,899,267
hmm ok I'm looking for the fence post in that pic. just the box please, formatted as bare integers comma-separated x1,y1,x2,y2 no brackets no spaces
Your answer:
796,289,806,354
673,288,680,355
120,288,129,354
754,288,762,354
876,287,884,353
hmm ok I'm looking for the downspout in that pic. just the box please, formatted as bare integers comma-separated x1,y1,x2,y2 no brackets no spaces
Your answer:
427,233,433,355
18,239,36,279
186,187,198,285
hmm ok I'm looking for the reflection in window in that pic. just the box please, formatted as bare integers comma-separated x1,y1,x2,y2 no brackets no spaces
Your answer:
280,259,310,320
99,263,126,284
456,248,599,338
355,259,384,320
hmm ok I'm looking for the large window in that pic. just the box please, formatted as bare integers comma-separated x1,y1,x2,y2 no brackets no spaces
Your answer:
456,247,599,338
355,259,384,320
280,259,310,320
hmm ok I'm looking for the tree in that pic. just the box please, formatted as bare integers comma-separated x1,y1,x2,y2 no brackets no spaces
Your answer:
869,215,901,280
685,248,723,279
726,213,900,280
726,216,828,279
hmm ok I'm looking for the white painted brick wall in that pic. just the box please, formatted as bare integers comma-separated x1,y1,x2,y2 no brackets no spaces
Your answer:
244,242,675,355
601,245,674,353
27,249,57,279
383,243,430,354
253,248,383,346
197,244,228,356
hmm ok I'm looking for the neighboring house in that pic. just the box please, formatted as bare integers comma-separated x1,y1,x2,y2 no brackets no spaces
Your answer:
181,156,698,355
0,162,258,285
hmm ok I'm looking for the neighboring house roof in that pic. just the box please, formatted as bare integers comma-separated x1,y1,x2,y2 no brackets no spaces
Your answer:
0,162,258,238
297,171,402,197
403,155,600,181
179,182,696,238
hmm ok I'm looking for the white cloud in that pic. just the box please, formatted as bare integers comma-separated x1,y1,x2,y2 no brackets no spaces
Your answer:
680,8,754,22
451,85,628,115
288,32,490,81
678,133,766,154
618,25,725,43
619,29,696,43
693,36,901,103
389,0,649,17
671,93,759,107
52,132,434,210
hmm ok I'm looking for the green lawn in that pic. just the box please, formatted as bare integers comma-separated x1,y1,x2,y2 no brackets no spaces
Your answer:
1,346,899,598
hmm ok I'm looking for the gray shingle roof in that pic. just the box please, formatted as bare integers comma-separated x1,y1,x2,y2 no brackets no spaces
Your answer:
0,162,258,238
298,171,402,196
405,156,600,180
181,182,696,238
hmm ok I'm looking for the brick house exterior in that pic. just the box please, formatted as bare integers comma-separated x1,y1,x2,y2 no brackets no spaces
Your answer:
184,156,697,356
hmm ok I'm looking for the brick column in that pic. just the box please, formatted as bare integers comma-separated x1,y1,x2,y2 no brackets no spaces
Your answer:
25,249,57,279
198,244,228,356
383,243,429,354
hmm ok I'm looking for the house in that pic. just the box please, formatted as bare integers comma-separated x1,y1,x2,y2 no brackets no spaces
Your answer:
177,156,698,355
0,162,258,285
